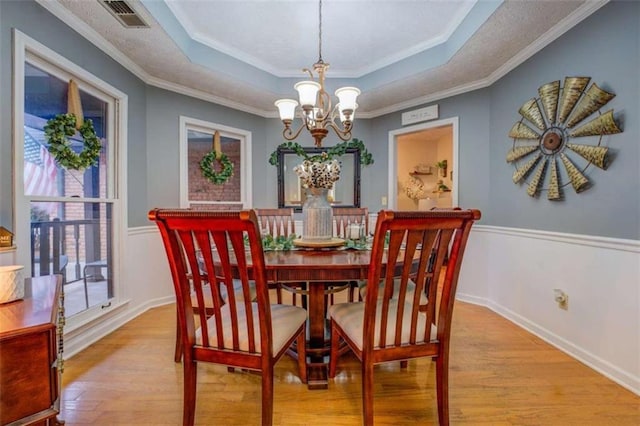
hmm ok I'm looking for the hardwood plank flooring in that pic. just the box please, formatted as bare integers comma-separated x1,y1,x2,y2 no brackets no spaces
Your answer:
60,300,639,425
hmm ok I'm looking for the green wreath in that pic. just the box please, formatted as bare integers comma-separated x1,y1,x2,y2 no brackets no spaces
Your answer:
44,113,102,170
200,151,234,185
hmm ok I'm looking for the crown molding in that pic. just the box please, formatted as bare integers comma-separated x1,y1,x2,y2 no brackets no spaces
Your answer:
365,0,609,118
34,0,273,117
146,76,270,117
484,0,609,91
35,0,150,81
35,0,609,120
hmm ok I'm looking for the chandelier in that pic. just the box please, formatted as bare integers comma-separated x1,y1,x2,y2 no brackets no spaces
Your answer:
274,0,360,148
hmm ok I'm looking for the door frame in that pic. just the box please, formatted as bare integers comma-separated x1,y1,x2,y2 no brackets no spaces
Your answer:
388,117,459,209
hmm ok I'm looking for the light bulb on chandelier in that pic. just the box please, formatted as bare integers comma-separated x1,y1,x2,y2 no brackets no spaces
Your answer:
274,0,360,148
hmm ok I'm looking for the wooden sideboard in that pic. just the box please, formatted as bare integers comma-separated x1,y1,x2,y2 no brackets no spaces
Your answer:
0,275,64,426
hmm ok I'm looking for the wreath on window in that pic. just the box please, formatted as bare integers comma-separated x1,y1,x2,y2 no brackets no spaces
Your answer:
200,151,234,185
44,113,101,170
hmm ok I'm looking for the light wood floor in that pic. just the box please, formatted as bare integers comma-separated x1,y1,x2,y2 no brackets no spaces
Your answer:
60,300,639,425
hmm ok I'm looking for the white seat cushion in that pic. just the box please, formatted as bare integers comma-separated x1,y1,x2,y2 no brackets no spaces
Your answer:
359,277,429,306
195,303,307,354
329,300,436,351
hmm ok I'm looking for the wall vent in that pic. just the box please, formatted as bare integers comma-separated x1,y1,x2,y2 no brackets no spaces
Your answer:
100,0,149,28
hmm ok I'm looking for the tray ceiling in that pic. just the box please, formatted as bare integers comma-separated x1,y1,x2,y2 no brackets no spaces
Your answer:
44,0,604,117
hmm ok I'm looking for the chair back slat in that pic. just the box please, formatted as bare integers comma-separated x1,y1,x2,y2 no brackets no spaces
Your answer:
255,208,295,238
333,207,369,238
363,209,480,352
150,209,272,359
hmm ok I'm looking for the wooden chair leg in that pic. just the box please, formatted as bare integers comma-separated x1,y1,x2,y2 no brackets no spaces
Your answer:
362,361,375,426
275,284,282,304
328,320,340,378
262,365,274,426
435,350,450,426
174,311,182,363
400,360,408,368
183,359,197,426
296,329,307,384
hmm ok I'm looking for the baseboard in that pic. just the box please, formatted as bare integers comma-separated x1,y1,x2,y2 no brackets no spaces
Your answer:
63,294,175,358
456,292,639,396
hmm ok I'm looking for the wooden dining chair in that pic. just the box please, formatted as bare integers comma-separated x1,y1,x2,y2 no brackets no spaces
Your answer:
332,207,369,302
150,209,307,426
255,208,295,239
328,209,480,425
254,208,298,304
333,206,369,239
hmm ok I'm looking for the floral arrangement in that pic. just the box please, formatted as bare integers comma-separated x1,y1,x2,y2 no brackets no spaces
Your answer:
404,176,427,200
294,153,341,189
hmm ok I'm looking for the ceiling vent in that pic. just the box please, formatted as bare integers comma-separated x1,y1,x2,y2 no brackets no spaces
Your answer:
100,0,149,28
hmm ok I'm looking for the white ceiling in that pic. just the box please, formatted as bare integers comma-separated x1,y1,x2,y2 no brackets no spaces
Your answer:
43,0,606,117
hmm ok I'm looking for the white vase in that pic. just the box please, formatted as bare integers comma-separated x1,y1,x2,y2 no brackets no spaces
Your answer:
302,188,333,241
0,265,24,304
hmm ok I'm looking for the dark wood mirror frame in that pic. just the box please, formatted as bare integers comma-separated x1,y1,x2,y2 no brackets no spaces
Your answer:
277,147,361,212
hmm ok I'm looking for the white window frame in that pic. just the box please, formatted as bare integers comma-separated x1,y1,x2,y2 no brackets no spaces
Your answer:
179,116,252,208
12,30,129,331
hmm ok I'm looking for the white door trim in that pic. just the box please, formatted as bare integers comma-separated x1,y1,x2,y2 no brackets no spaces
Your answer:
388,117,459,209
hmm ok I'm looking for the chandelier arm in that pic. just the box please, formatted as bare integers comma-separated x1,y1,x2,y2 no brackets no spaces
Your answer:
316,90,332,123
282,122,307,142
302,68,315,80
325,120,353,141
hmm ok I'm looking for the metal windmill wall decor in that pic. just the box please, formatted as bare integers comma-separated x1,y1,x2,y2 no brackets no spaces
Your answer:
507,76,622,200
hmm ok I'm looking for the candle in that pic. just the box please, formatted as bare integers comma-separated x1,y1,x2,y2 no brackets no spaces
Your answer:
348,223,361,240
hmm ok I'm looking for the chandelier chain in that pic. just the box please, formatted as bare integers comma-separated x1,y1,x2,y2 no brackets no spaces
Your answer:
318,0,323,62
274,0,359,148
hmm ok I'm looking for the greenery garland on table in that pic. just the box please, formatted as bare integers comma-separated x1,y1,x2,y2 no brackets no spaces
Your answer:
44,113,102,170
200,151,234,185
268,138,374,167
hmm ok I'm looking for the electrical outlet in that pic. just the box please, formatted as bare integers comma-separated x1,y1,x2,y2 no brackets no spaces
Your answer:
381,196,387,206
553,289,568,310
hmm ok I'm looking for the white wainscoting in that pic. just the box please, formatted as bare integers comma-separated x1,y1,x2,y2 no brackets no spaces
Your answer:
63,226,175,357
458,226,639,395
0,248,17,266
63,223,639,396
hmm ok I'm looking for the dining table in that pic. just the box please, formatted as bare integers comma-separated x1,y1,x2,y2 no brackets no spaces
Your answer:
261,247,372,389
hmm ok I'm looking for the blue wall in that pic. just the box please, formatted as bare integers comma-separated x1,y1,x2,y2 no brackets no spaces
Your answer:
367,0,639,239
371,88,492,216
1,0,638,238
487,0,639,238
0,0,148,227
144,86,266,212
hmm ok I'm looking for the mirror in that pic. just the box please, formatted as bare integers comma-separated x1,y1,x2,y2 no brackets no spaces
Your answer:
277,147,361,212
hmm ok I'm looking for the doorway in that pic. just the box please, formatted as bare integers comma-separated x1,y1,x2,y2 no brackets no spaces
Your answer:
388,117,458,210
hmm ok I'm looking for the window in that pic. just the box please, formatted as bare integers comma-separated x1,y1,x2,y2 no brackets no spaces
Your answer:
14,31,126,326
179,117,252,209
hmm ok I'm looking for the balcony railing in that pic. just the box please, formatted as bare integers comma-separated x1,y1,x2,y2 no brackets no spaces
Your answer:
30,218,109,285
